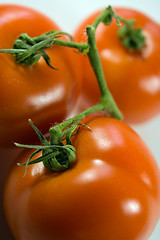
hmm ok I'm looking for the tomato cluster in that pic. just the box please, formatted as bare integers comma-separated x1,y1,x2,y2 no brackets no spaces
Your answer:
0,4,160,240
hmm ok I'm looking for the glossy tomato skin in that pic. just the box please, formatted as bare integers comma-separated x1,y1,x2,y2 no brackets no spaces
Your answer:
4,116,160,240
0,4,81,147
74,8,160,124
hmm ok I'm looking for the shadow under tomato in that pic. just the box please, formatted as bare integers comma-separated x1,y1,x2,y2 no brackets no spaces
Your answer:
0,147,22,240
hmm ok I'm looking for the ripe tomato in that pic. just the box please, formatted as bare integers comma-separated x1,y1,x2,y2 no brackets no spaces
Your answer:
74,8,160,124
4,116,160,240
0,4,81,147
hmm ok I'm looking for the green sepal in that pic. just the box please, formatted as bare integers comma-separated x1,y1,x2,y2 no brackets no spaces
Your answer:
28,119,49,145
17,149,42,177
118,19,145,51
41,50,58,70
42,145,76,172
0,30,73,68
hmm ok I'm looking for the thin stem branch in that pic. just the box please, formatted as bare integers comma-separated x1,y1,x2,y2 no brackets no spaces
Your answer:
86,26,109,98
92,6,112,29
53,39,88,51
50,103,104,133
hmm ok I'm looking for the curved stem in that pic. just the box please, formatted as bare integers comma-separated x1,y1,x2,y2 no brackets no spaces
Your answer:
92,6,112,28
48,6,122,145
86,25,122,119
50,103,104,139
86,26,108,98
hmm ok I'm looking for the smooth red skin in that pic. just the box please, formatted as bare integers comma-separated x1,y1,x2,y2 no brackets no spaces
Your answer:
0,4,81,147
4,116,160,240
74,8,160,124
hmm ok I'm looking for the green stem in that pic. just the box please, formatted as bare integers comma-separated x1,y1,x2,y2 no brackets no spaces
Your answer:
49,20,123,146
50,103,104,143
92,6,112,28
86,25,122,119
53,39,88,52
86,25,108,98
49,12,123,143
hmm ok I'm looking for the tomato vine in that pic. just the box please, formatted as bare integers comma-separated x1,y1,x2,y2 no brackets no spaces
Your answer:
0,5,146,173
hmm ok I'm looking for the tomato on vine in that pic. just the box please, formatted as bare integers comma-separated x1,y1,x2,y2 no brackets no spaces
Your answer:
74,7,160,124
0,4,81,147
4,116,160,240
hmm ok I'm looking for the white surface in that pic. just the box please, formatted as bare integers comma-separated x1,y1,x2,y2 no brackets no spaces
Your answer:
0,0,159,239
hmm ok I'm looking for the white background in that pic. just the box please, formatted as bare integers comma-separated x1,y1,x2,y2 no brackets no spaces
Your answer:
0,0,159,239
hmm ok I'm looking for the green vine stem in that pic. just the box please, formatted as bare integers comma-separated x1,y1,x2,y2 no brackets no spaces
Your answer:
0,6,145,174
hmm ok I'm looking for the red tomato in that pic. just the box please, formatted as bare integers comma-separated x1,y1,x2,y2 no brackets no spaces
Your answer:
74,8,160,124
4,116,160,240
0,4,81,147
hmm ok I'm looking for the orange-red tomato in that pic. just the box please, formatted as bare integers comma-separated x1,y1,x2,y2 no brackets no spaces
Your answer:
74,8,160,124
4,116,160,240
0,4,81,147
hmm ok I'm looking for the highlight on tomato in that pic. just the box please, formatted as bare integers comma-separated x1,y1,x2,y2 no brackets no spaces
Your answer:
0,4,81,147
74,7,160,124
3,116,160,240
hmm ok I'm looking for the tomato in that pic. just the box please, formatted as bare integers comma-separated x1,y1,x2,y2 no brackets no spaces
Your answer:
4,116,160,240
0,4,81,147
74,8,160,124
